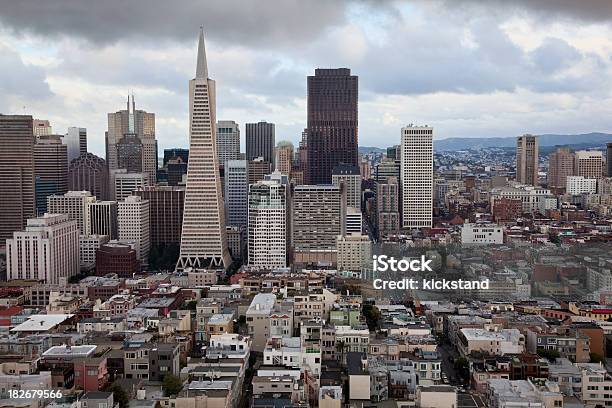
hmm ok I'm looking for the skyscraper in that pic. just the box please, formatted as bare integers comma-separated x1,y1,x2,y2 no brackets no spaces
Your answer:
34,135,68,214
248,157,272,185
216,120,241,165
376,176,400,239
246,121,275,163
68,153,110,201
47,191,96,234
112,170,149,201
547,147,574,191
516,134,539,186
176,27,231,271
574,150,603,179
64,127,87,164
118,195,150,264
136,186,184,246
607,142,612,177
0,115,35,243
225,160,248,229
32,119,52,138
87,200,118,239
400,125,433,229
6,214,79,284
331,164,361,210
306,68,358,184
248,179,287,268
275,141,294,176
106,95,157,183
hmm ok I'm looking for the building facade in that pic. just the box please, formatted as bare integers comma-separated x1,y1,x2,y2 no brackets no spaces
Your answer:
216,120,241,166
47,191,96,234
64,127,87,165
516,134,539,186
248,180,287,268
68,153,109,201
34,135,68,214
547,147,574,191
401,125,433,229
246,121,275,164
225,160,249,229
118,195,150,264
135,186,184,246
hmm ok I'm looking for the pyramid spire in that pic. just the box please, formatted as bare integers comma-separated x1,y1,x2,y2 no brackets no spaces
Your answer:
196,26,208,79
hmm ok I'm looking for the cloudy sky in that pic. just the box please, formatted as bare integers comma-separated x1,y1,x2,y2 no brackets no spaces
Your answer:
2,0,612,156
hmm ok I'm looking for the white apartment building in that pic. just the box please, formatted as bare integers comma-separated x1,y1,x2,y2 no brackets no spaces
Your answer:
118,195,150,263
334,325,370,354
401,125,433,228
490,185,557,213
112,170,149,201
216,120,241,165
47,190,96,234
331,164,361,210
6,214,79,284
79,234,109,268
336,234,372,276
566,175,597,196
248,179,287,269
580,363,612,407
225,160,248,228
247,293,277,352
461,223,504,245
263,337,301,368
458,327,525,356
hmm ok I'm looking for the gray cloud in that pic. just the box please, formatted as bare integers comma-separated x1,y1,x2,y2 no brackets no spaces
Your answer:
0,45,52,105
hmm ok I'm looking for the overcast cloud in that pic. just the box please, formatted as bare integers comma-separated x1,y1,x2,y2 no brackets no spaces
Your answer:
1,0,612,156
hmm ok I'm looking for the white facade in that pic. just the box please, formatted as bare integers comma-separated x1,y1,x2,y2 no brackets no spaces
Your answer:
401,125,433,228
461,223,504,244
574,150,603,179
216,120,241,165
118,195,150,264
566,176,597,195
490,185,557,213
79,234,109,267
6,214,79,284
64,127,87,165
336,234,372,274
248,179,287,268
177,28,231,271
331,166,361,210
112,170,149,201
345,207,362,235
47,190,96,234
225,160,248,229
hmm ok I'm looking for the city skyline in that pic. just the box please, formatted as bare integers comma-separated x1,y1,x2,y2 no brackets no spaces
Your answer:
5,1,612,156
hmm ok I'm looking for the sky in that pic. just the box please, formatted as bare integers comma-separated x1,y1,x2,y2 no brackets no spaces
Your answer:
2,0,612,157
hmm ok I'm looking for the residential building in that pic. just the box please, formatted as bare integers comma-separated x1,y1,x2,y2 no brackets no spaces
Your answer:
376,176,400,239
401,125,433,228
336,234,372,276
566,175,597,195
118,195,150,264
332,164,361,210
246,293,277,352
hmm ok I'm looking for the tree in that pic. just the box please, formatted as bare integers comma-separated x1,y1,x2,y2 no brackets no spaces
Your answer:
107,384,129,408
537,348,560,362
162,374,183,397
362,304,381,331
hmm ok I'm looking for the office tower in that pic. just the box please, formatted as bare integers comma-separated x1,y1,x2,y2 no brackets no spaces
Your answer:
516,134,539,185
248,157,271,185
117,133,143,173
135,186,184,246
332,164,361,210
275,141,294,175
64,127,87,164
34,135,68,214
216,120,241,165
248,179,287,268
6,214,79,284
291,185,345,252
80,234,109,268
574,150,604,179
547,147,574,191
387,145,401,161
225,160,248,228
0,115,35,243
166,158,188,186
163,148,189,166
306,68,358,184
68,153,110,200
176,28,231,271
566,176,597,195
607,142,612,177
246,121,275,163
112,170,149,201
401,125,433,229
226,226,244,260
96,241,140,277
375,159,400,184
345,207,362,234
32,119,52,137
47,191,96,234
106,94,157,183
376,176,400,239
87,201,118,239
359,155,371,180
118,195,150,264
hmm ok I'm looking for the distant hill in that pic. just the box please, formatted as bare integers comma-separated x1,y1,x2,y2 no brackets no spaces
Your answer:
434,132,612,151
359,146,387,154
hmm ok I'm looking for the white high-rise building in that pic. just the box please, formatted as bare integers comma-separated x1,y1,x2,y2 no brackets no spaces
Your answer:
64,127,87,165
118,195,150,264
248,179,287,268
332,164,361,210
79,234,109,268
176,28,231,271
216,120,241,166
112,170,149,201
336,234,372,276
47,190,96,234
574,150,604,179
401,125,433,229
6,214,79,284
566,176,597,195
225,160,248,228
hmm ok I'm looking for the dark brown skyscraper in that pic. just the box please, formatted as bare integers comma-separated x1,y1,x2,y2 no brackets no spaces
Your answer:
0,115,35,244
135,186,184,246
306,68,358,185
607,142,612,177
246,121,275,163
